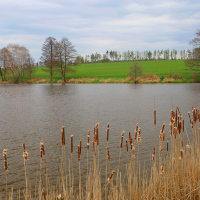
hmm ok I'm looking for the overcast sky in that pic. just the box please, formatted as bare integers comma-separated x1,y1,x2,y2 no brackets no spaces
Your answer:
1,0,200,61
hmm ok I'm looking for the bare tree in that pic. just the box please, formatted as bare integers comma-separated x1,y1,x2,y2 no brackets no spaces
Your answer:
2,44,33,83
55,37,77,83
185,29,200,75
40,37,57,83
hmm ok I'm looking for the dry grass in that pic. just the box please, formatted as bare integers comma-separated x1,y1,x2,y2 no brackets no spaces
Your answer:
136,74,160,83
1,107,200,199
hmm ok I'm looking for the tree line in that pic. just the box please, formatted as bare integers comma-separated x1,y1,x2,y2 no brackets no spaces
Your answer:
76,49,193,64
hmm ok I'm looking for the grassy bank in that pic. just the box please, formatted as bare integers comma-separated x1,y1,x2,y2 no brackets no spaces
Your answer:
1,107,200,199
1,60,200,83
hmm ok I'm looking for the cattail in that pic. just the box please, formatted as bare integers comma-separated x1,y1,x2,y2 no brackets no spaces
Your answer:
40,140,45,156
198,112,200,122
180,139,183,148
154,109,156,125
71,135,73,153
137,129,141,145
167,141,169,152
96,123,99,145
132,146,135,159
169,122,172,137
93,141,96,157
173,127,177,139
192,108,196,122
93,127,96,142
129,132,131,139
3,149,8,171
80,140,82,155
162,123,165,133
134,129,137,140
42,188,46,200
179,149,184,160
61,126,65,146
107,147,111,161
22,143,25,152
183,119,184,132
120,131,124,148
23,151,28,160
152,147,155,161
136,123,138,132
160,165,164,174
191,120,194,128
178,121,181,134
175,108,178,127
138,128,141,136
108,170,115,182
188,112,191,124
126,139,128,152
78,145,80,161
163,132,165,141
107,124,109,142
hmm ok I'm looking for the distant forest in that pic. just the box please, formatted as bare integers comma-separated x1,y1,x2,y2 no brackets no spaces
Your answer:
76,49,193,64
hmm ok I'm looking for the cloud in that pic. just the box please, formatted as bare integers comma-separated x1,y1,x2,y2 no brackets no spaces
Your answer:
0,0,200,61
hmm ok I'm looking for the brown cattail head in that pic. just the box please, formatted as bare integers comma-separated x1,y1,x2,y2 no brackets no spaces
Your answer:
169,122,172,137
126,139,128,152
80,140,82,155
61,126,65,146
71,135,73,153
188,112,191,124
173,127,177,139
179,149,184,160
183,119,184,132
108,170,115,182
154,109,156,125
138,128,141,136
78,145,80,161
40,140,45,156
23,151,28,160
3,149,7,171
42,188,46,200
134,129,137,140
163,132,165,141
93,127,96,142
96,123,99,145
152,147,155,161
22,143,25,152
132,146,135,159
93,141,96,157
137,135,141,145
162,123,165,133
167,141,169,152
107,124,109,142
160,165,164,174
136,123,138,132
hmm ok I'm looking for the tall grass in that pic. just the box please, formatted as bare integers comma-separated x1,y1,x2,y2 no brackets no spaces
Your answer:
1,107,200,199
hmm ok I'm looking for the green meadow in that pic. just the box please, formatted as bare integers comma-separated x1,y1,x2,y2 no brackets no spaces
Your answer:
3,59,198,83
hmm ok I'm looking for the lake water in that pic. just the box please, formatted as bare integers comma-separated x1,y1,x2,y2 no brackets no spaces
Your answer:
0,83,200,198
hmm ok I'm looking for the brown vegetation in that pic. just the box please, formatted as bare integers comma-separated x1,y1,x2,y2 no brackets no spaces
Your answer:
1,107,200,199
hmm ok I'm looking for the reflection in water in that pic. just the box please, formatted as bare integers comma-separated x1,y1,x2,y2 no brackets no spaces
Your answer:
0,83,199,198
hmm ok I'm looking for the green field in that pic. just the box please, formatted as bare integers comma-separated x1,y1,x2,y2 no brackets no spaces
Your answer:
17,60,200,83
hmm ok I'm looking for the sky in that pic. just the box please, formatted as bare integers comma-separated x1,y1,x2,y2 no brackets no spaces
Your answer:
0,0,200,62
